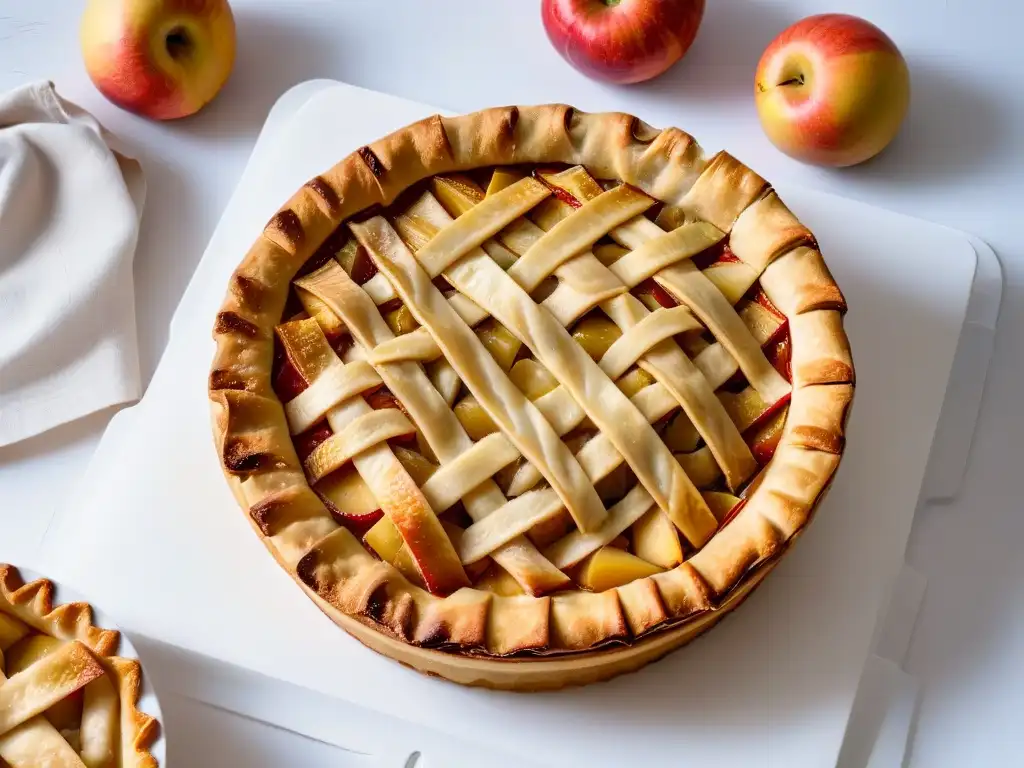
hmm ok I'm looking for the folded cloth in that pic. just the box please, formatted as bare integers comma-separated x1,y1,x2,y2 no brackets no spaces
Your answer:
0,80,146,447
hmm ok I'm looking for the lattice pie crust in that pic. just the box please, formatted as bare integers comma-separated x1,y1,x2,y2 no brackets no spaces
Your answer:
209,105,854,689
0,565,159,767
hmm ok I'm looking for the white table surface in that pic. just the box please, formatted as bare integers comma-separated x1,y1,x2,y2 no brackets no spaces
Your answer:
0,1,1020,765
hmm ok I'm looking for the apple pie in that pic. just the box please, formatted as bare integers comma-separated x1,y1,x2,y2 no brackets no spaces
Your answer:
0,564,159,766
209,105,854,689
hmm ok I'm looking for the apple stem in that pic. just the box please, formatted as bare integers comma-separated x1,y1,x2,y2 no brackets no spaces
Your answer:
777,74,805,87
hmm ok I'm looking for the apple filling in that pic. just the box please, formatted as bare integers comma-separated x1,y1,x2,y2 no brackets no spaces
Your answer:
270,162,794,598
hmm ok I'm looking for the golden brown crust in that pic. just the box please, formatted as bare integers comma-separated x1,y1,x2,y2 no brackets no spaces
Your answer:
208,104,854,686
0,565,118,656
106,657,160,768
0,565,160,766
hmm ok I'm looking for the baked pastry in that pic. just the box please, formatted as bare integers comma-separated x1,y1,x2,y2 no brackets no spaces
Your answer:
209,105,853,689
0,564,159,766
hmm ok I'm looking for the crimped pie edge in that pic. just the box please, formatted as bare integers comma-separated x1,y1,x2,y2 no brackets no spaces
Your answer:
0,564,161,767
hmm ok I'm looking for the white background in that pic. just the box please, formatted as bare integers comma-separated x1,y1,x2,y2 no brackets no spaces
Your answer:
0,1,1021,765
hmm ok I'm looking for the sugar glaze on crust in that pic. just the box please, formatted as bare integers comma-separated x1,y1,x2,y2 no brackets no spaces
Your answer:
208,105,854,683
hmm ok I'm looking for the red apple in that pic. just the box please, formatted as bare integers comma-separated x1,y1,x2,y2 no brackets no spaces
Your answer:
755,14,910,167
542,0,705,84
80,0,236,121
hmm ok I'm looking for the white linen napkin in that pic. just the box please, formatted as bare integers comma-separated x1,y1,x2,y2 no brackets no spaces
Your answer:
0,80,145,447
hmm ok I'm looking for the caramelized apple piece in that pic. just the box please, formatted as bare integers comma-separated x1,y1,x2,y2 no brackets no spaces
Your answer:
4,635,83,730
537,165,604,202
431,174,485,217
315,467,381,518
476,319,521,371
663,410,701,453
454,395,499,440
394,446,438,486
766,335,792,381
654,205,689,231
675,447,722,488
364,517,424,586
702,491,743,523
571,315,622,362
335,238,377,284
616,367,655,398
634,280,678,309
637,292,664,313
300,291,347,341
508,359,558,401
718,387,768,432
593,242,629,267
364,517,404,563
739,299,786,346
487,167,528,196
631,508,683,568
702,260,757,305
748,405,789,464
383,305,418,336
527,198,571,233
475,564,526,596
578,547,662,592
294,422,333,462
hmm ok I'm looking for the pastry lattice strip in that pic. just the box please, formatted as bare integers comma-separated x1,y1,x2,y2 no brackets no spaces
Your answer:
292,246,675,586
548,167,796,397
468,171,760,491
357,172,784,519
276,318,470,595
318,182,792,493
0,640,111,768
284,165,797,590
290,266,572,596
351,208,718,549
363,171,788,496
0,567,160,767
297,258,697,575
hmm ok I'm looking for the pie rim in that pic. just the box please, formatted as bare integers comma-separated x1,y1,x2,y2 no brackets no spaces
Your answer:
0,563,161,766
208,104,855,688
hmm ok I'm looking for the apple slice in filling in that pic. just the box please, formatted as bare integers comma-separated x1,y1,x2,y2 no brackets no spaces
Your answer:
335,238,378,285
577,547,663,592
453,395,499,441
663,410,701,453
631,508,683,568
364,515,424,587
616,367,655,398
476,318,522,371
509,359,559,400
475,564,526,596
314,467,384,537
747,406,789,465
570,315,622,362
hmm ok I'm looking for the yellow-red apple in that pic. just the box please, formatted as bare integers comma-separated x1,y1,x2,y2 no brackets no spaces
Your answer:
541,0,705,84
80,0,236,121
755,14,910,167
